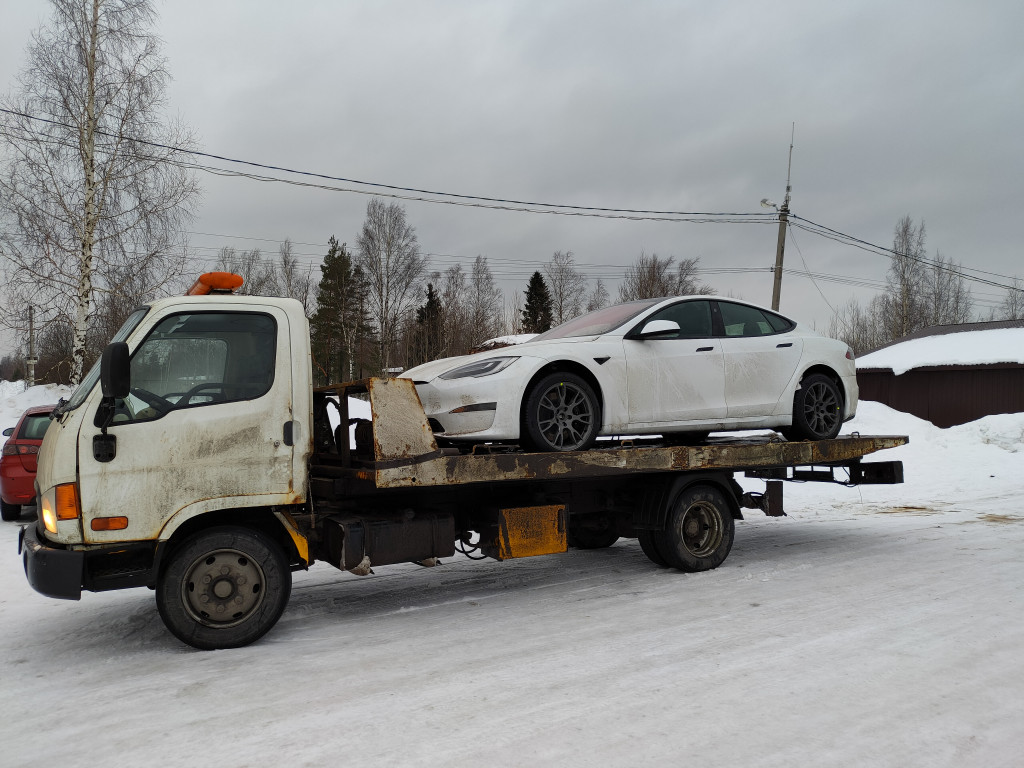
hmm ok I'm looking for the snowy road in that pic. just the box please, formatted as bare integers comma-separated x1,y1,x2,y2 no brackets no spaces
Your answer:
3,496,1023,766
2,392,1023,767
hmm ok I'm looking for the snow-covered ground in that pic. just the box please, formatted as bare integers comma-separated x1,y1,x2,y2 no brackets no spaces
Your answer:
2,385,1023,767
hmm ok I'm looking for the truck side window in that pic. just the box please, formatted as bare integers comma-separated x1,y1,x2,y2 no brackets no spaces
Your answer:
113,312,277,424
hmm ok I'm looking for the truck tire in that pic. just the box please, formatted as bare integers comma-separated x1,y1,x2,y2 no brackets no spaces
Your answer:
156,526,291,650
637,529,670,567
1,499,21,521
522,372,600,452
654,484,735,572
782,373,843,441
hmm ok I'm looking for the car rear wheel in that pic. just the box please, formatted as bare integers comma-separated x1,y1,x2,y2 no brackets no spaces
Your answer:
1,499,21,521
782,373,843,441
522,372,600,452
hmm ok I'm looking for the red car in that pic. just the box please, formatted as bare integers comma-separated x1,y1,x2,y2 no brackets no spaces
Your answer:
1,404,54,521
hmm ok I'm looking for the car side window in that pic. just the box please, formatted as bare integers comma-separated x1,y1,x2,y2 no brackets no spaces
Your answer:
643,300,713,339
113,312,277,424
717,301,789,337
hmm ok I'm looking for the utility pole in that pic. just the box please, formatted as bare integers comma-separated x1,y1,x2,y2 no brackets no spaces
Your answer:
27,305,37,387
770,125,795,311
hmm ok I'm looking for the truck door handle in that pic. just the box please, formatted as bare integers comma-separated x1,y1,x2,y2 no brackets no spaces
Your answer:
776,343,793,348
696,346,714,352
283,421,294,446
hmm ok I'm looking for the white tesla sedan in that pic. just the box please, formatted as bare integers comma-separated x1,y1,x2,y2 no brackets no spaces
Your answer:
402,296,857,452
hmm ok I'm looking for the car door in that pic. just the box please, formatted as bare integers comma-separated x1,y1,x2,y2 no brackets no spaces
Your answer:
623,299,727,426
76,304,297,544
716,301,803,418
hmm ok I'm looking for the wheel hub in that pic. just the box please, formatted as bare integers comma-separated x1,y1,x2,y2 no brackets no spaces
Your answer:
182,549,266,627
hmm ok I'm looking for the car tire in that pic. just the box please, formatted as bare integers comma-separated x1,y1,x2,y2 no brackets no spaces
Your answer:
1,499,21,521
156,526,291,650
522,372,600,452
782,373,843,441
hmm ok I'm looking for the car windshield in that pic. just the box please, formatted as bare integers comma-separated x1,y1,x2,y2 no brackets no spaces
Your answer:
61,307,150,414
533,298,665,341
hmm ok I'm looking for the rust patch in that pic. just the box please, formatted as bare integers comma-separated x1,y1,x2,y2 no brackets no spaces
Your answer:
977,514,1022,524
876,506,938,515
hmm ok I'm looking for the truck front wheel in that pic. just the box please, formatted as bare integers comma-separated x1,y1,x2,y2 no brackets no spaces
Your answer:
156,526,291,650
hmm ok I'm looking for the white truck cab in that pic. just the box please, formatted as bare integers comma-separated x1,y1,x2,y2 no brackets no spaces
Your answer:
27,283,313,610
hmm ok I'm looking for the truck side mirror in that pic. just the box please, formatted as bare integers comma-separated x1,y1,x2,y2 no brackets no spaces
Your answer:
101,342,130,399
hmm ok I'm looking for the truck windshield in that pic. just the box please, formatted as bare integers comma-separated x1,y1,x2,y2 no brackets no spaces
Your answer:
60,307,151,415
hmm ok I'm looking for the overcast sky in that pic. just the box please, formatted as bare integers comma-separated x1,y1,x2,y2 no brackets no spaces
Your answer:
2,0,1022,357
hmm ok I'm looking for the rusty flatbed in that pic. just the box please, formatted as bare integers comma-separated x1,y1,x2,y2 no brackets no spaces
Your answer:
312,378,907,493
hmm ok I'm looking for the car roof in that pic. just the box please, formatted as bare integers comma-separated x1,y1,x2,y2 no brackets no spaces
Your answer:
19,404,56,418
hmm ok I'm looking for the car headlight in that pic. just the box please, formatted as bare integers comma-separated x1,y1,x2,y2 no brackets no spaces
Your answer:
438,356,519,380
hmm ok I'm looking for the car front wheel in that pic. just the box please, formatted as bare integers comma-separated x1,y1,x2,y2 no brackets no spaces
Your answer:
522,372,600,452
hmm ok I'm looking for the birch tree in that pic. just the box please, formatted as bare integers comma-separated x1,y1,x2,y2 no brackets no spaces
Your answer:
544,250,587,325
356,198,426,372
0,0,200,383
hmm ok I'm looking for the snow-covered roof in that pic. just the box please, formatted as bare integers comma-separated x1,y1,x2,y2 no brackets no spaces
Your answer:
857,327,1024,375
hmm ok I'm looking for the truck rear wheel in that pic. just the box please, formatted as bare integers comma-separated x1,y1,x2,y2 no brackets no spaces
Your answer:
653,484,735,572
156,526,291,650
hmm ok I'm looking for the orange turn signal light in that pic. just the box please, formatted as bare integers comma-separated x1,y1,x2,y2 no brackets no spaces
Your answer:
55,483,80,521
91,516,129,531
187,272,244,296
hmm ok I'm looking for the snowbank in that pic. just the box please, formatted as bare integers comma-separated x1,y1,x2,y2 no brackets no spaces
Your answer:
1,381,72,434
857,327,1024,374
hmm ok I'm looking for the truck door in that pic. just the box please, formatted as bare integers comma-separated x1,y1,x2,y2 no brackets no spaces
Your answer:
76,305,297,544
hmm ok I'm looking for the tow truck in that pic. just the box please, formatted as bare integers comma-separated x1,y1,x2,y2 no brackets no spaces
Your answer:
20,273,906,649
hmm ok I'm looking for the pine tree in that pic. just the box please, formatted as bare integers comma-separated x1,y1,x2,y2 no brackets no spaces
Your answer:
310,237,370,385
411,283,444,366
522,271,554,333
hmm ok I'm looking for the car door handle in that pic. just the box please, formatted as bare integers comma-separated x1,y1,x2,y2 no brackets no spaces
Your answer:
696,346,714,352
776,342,793,348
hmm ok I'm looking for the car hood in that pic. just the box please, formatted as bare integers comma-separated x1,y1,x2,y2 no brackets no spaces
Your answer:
402,335,601,382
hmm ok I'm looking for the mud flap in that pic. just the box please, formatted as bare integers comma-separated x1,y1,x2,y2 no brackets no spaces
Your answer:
486,505,567,561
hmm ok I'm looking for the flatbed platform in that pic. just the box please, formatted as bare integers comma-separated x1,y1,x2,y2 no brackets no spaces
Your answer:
311,378,907,492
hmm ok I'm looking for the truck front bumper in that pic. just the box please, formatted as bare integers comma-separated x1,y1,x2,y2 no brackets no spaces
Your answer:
19,523,84,600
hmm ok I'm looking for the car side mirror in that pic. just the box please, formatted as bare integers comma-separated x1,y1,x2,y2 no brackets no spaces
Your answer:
2,427,13,437
100,342,130,399
635,319,680,339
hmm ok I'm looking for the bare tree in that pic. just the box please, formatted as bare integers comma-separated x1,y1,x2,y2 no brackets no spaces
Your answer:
277,239,314,316
544,251,587,324
0,0,201,383
585,279,610,312
618,252,710,302
467,255,503,346
996,279,1024,320
356,198,426,372
923,251,973,326
880,216,928,339
215,247,279,296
